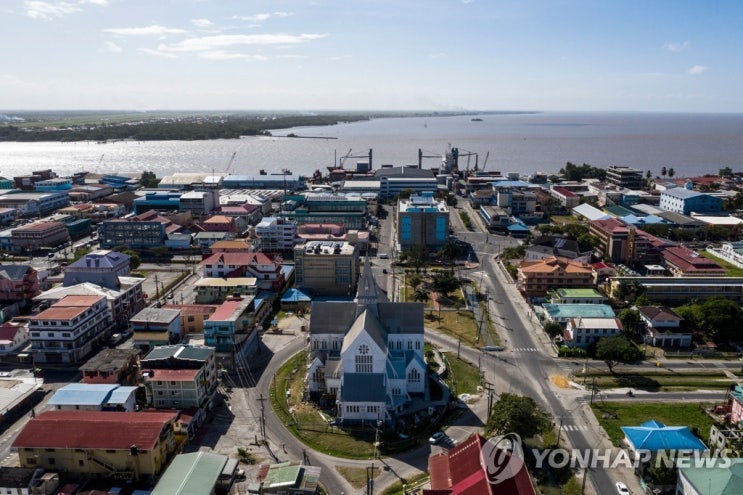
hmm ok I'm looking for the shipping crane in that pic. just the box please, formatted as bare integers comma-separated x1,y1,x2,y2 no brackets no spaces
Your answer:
480,151,490,172
225,151,237,174
337,148,373,171
418,148,442,168
457,148,478,175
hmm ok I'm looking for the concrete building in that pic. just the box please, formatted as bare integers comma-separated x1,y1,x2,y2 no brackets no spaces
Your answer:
254,216,298,252
99,210,181,249
133,191,182,214
608,276,743,304
11,221,70,252
677,458,743,495
397,192,449,251
0,320,29,356
517,256,594,299
204,296,265,367
62,250,131,289
202,215,238,234
161,304,219,336
659,187,723,215
131,307,182,350
12,410,180,480
541,303,616,325
193,277,258,304
0,265,41,305
0,191,70,217
546,288,607,304
141,344,218,417
606,165,643,189
373,166,438,200
661,245,726,277
294,241,359,296
79,348,141,385
200,252,285,291
29,295,113,364
179,189,219,216
562,317,623,347
257,462,322,495
280,194,368,231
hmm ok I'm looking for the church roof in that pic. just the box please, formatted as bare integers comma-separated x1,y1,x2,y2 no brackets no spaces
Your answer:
378,302,424,334
342,308,388,354
308,302,358,334
341,373,387,402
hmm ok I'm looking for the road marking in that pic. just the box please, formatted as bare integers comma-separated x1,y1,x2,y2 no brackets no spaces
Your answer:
514,347,538,352
562,425,588,432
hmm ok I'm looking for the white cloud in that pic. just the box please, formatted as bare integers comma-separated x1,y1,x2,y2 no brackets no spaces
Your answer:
233,12,293,23
199,51,267,61
102,41,122,53
429,52,447,59
687,65,708,75
664,41,690,52
104,25,188,36
24,0,107,20
139,48,177,59
25,1,81,20
191,18,213,29
158,33,327,53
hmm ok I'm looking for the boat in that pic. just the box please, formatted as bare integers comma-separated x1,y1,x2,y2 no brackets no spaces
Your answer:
471,118,483,122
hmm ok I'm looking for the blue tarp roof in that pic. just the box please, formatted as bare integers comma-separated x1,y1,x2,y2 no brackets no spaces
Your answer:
281,288,312,303
621,420,708,452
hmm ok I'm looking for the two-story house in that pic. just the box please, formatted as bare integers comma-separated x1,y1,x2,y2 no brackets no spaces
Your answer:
637,305,693,348
200,252,285,291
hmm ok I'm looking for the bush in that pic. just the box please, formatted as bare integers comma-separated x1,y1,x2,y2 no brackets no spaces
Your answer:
557,346,588,358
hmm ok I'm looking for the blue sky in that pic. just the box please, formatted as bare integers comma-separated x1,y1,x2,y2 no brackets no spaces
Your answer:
1,0,741,112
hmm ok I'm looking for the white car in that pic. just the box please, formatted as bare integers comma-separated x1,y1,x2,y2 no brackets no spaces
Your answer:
429,431,445,444
615,482,630,495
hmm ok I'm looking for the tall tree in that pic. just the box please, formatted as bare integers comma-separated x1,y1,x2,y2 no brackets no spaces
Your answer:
661,166,667,177
485,393,552,439
412,287,431,304
617,308,641,340
719,166,733,178
668,168,675,178
596,335,643,373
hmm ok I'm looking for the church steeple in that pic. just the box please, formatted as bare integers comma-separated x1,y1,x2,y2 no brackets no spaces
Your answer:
355,252,385,312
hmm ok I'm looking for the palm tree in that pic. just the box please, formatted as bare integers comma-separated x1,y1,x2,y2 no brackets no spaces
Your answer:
413,287,431,305
661,166,667,178
668,168,675,178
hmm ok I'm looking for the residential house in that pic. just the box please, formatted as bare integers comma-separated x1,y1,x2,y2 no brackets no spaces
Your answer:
293,241,359,296
621,419,707,465
0,265,41,305
397,192,449,251
517,256,594,299
215,203,262,232
79,348,140,385
562,317,623,347
200,252,285,291
208,239,251,253
677,458,743,495
11,221,70,252
203,296,265,367
140,344,218,431
202,215,238,235
12,410,180,480
425,433,537,495
307,261,426,423
525,236,593,263
726,385,743,426
0,467,58,495
0,320,30,356
194,231,232,249
637,306,692,348
130,307,182,351
256,462,322,495
29,295,113,364
48,383,138,412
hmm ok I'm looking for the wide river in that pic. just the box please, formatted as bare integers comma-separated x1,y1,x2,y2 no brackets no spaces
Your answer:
1,111,742,179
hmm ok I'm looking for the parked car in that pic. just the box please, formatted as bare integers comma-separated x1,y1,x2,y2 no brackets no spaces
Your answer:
615,482,630,495
482,346,504,352
429,431,445,444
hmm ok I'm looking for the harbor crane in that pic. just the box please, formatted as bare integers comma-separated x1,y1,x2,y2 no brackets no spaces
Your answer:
225,151,237,174
479,151,490,172
337,148,373,171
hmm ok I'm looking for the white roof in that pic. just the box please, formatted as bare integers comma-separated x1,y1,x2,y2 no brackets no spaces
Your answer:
690,215,743,226
572,203,611,221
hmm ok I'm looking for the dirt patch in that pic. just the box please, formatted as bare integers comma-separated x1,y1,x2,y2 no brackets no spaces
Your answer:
550,375,571,389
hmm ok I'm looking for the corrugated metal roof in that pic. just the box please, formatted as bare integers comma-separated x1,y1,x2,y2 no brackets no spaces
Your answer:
151,452,227,495
48,384,136,406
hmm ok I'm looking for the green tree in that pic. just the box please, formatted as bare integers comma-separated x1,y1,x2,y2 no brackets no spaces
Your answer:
596,335,643,373
617,308,641,340
436,238,461,269
412,287,430,304
140,171,160,187
407,244,428,269
485,393,552,439
431,271,461,295
719,166,734,178
668,167,675,178
121,249,141,269
661,166,667,177
544,322,563,339
407,273,422,288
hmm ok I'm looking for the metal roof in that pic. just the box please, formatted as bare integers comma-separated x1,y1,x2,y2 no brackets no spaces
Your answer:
151,451,228,495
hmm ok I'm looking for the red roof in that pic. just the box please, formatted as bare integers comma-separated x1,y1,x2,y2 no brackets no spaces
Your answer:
552,187,578,198
150,369,199,381
661,246,725,274
162,304,218,316
201,251,275,266
0,322,23,341
12,411,178,450
209,297,248,320
426,434,537,495
590,217,628,234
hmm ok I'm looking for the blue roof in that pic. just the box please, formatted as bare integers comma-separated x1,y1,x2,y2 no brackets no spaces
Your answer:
620,214,667,225
491,180,533,189
386,355,407,379
507,224,530,232
48,384,136,406
621,420,708,452
543,304,616,319
663,188,702,199
281,288,312,303
341,373,387,402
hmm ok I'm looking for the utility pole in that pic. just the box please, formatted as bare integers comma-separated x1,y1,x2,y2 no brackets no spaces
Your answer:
484,382,494,422
457,338,461,359
257,393,267,443
556,415,564,447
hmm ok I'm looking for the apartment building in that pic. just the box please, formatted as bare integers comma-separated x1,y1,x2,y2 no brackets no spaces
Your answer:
29,295,113,364
10,221,70,252
200,252,285,291
606,165,643,189
130,307,182,350
254,216,298,251
517,256,594,298
397,192,449,250
204,296,265,367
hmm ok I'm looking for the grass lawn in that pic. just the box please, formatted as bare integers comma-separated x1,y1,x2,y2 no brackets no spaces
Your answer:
270,352,379,459
442,353,482,396
424,310,479,346
590,402,716,446
700,250,743,277
336,466,381,489
581,369,738,391
550,215,582,225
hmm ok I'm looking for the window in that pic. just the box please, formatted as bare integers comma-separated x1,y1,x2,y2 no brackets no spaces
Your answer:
407,368,421,383
355,344,372,373
415,341,421,350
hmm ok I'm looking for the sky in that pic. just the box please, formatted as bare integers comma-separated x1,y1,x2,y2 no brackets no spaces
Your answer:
1,0,742,112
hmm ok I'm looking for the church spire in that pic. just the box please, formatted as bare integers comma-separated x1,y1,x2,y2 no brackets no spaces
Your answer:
355,252,385,311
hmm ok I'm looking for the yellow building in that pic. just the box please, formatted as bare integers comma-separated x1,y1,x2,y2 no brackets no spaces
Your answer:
12,410,180,481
